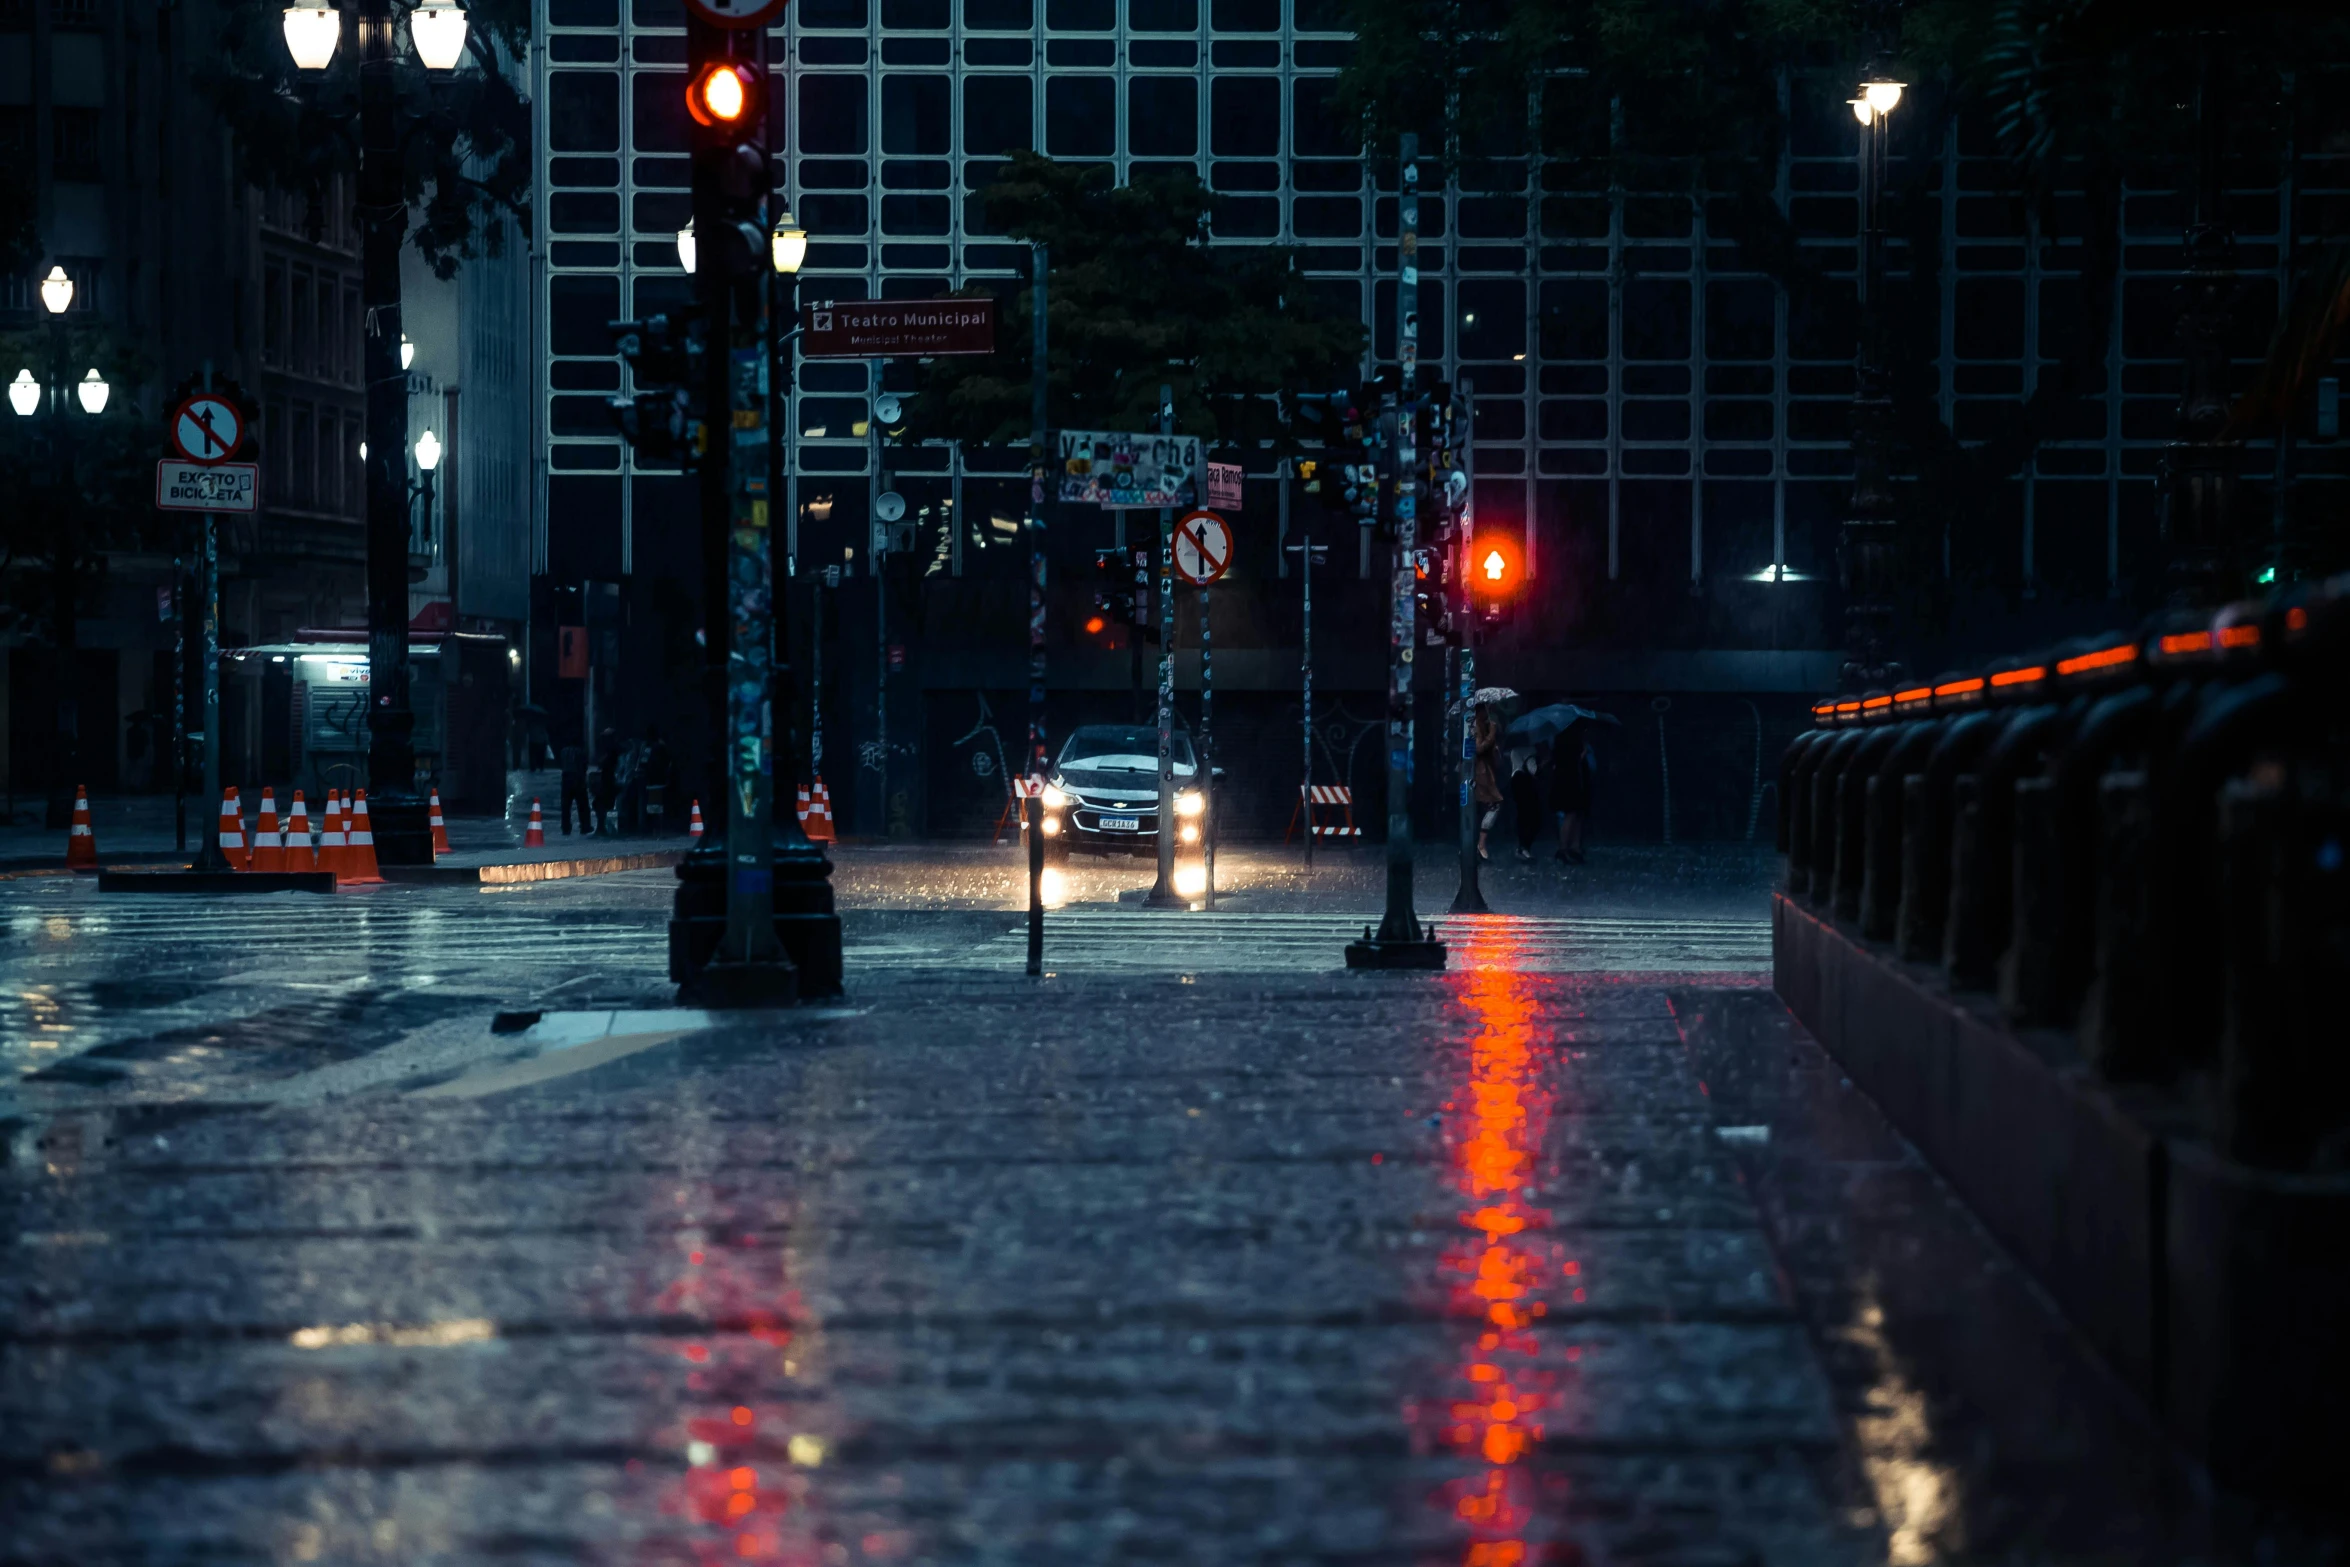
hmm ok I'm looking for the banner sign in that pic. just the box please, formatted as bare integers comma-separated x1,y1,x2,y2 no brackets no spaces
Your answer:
1205,461,1243,511
155,460,259,512
801,298,995,359
1056,429,1201,509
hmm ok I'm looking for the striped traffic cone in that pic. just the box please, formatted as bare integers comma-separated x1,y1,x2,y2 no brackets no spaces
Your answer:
524,798,546,848
320,791,347,879
428,786,451,857
218,787,248,869
687,799,704,840
251,788,285,873
65,784,98,869
344,791,383,883
284,791,315,872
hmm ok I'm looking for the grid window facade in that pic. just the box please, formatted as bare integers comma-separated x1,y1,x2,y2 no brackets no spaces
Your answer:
532,0,2348,615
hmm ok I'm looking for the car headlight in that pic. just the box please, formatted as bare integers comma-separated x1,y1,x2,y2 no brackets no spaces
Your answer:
1174,790,1205,818
1041,783,1069,809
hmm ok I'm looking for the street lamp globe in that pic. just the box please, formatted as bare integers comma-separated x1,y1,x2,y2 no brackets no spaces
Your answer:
1849,96,1873,126
410,0,468,72
76,369,109,414
7,370,37,418
401,333,415,370
38,265,73,315
1862,78,1904,116
676,225,697,274
414,428,442,472
282,0,340,70
772,213,808,275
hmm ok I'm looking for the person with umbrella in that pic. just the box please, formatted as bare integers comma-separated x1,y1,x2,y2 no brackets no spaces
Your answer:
1504,702,1618,867
1472,705,1505,861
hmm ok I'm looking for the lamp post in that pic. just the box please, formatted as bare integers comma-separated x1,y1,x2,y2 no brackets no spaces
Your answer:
10,266,111,829
408,427,442,558
282,0,467,863
1842,73,1903,691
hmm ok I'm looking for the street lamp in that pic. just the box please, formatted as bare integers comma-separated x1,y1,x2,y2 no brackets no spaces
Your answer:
39,265,73,315
676,225,696,274
283,0,467,862
771,212,807,276
1842,65,1903,690
414,427,441,472
409,428,442,556
7,370,36,418
76,369,109,415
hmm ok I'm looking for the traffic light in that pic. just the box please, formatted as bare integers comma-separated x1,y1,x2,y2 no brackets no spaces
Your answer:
686,58,765,137
683,36,771,279
1468,534,1523,622
607,312,704,466
1090,548,1136,637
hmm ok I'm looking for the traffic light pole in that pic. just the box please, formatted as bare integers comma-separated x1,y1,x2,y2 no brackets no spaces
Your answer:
1349,135,1445,969
1450,381,1487,915
1147,384,1185,908
672,18,796,1005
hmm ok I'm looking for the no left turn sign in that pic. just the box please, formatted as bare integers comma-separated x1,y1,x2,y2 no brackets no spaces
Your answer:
171,395,244,465
1173,509,1233,586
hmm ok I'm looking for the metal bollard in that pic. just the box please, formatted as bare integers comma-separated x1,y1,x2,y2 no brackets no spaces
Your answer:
1026,795,1044,977
1861,723,1941,941
2080,770,2164,1080
1942,776,1991,989
2000,776,2062,1022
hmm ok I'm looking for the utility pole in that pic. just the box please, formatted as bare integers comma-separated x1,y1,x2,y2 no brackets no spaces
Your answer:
191,361,228,872
1843,62,1904,692
1349,135,1445,968
1147,384,1184,907
1027,244,1050,788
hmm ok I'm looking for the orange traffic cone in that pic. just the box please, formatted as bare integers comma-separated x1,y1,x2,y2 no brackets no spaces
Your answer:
66,784,98,869
344,791,384,883
217,787,247,869
524,798,546,848
799,777,837,843
284,791,315,872
251,788,284,873
428,786,451,857
687,799,704,840
319,791,347,879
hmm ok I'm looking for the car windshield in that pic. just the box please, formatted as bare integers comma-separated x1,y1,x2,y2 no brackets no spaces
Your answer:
1059,726,1194,774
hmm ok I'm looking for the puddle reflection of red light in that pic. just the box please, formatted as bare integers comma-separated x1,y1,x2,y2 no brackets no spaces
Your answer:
1421,924,1571,1564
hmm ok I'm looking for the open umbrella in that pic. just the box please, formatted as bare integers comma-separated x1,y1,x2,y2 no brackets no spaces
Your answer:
1503,703,1620,745
1472,686,1519,705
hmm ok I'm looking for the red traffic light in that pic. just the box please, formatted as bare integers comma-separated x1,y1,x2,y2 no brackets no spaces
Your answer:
686,60,762,126
1470,536,1522,598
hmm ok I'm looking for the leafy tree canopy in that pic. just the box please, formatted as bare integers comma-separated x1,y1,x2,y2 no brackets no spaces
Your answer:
909,154,1366,449
202,0,533,276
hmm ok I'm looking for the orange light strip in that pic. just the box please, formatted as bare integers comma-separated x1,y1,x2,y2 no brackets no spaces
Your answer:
1894,686,1932,703
2217,624,2261,650
1861,693,1893,710
1835,700,1863,715
1812,702,1836,720
2056,643,2138,677
2158,631,2213,656
1989,665,2047,687
1933,677,1984,698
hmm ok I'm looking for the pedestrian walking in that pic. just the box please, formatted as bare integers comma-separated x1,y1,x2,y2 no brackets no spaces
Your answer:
592,729,622,837
1551,720,1595,865
1472,707,1504,862
1509,745,1545,862
559,740,592,836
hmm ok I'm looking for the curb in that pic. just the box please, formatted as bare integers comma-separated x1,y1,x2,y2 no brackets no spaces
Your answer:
384,851,686,886
98,870,339,894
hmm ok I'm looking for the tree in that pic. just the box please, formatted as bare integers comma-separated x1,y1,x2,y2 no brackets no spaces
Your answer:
0,324,167,821
911,154,1366,449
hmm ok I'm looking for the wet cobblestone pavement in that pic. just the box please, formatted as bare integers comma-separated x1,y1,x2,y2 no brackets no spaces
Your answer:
3,847,2341,1564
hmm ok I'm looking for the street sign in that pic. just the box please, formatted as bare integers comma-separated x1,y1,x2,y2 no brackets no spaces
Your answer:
801,298,995,359
1173,509,1233,586
1058,430,1201,509
155,460,259,512
682,0,787,28
170,395,244,465
1206,461,1243,511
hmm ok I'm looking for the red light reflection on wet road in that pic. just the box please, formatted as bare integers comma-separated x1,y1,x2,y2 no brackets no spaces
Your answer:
1426,924,1571,1566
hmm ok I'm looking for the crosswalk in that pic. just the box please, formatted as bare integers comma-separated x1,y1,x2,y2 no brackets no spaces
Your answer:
6,899,669,972
961,909,1770,973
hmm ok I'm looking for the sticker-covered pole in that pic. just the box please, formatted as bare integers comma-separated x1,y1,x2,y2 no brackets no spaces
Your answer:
1146,383,1183,907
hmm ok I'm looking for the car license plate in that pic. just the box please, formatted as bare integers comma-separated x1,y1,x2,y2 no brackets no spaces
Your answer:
1099,814,1141,831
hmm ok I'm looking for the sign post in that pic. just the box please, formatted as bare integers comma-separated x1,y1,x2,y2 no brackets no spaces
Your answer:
162,371,249,873
1173,508,1231,911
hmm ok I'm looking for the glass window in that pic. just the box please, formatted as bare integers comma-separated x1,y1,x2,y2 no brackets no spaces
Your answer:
1456,279,1524,361
549,275,622,357
549,72,620,153
1046,76,1114,156
1211,0,1275,29
800,76,869,156
1127,77,1196,158
882,194,952,234
964,77,1032,156
1209,77,1277,157
1705,279,1774,361
1128,0,1195,27
882,0,948,23
262,259,285,366
883,76,951,155
1538,279,1606,359
1292,197,1360,238
965,0,1029,23
630,73,687,155
1622,278,1690,360
1058,726,1195,771
802,193,871,235
1291,78,1357,160
799,0,866,23
550,192,621,234
1046,0,1112,27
